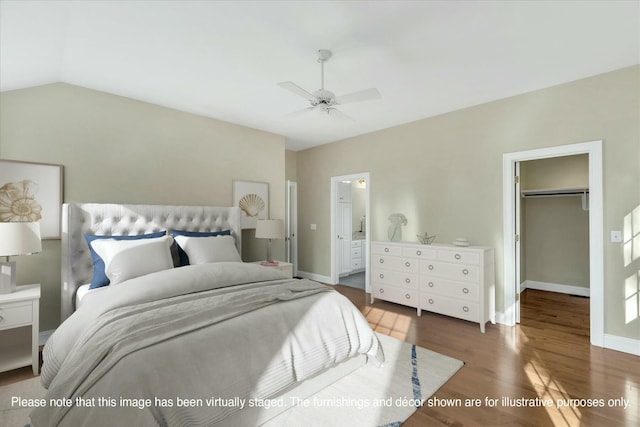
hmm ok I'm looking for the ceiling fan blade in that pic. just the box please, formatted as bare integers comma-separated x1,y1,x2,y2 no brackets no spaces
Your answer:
277,81,316,102
334,88,381,105
283,107,315,119
326,107,354,121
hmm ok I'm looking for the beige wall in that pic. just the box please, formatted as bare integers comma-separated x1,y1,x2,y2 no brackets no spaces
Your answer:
0,83,286,330
521,154,589,191
523,197,590,287
285,149,297,182
520,155,590,288
295,65,640,340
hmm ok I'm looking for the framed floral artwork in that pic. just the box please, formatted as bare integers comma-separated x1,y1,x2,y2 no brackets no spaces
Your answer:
233,180,269,229
0,159,64,239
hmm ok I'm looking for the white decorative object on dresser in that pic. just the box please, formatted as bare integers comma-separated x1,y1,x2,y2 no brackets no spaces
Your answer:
0,284,40,374
371,241,495,333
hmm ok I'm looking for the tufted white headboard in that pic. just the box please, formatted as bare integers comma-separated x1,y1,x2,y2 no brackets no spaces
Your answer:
61,202,242,321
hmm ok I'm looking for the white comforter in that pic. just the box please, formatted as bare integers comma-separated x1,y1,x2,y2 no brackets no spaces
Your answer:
31,262,382,427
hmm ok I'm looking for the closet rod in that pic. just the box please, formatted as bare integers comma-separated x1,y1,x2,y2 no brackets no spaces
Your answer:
521,188,589,198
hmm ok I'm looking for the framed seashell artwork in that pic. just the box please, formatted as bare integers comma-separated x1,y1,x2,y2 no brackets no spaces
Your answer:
0,159,64,239
233,180,269,229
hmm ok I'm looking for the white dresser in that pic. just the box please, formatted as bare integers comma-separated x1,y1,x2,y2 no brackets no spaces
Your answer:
371,241,495,332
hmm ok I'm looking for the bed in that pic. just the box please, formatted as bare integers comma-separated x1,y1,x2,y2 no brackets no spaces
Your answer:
31,202,383,426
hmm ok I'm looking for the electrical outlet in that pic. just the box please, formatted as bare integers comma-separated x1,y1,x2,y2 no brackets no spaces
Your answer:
310,224,317,230
611,230,622,243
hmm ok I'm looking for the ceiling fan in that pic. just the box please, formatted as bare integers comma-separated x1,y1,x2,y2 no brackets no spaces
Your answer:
278,49,381,120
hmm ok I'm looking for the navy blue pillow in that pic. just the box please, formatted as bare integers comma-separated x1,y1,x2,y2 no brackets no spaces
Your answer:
171,229,231,267
85,231,166,289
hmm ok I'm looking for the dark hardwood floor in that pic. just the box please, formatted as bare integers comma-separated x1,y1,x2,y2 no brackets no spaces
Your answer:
1,288,637,426
335,285,639,427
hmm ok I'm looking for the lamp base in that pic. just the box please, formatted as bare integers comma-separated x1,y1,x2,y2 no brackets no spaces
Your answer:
0,261,16,294
265,239,274,263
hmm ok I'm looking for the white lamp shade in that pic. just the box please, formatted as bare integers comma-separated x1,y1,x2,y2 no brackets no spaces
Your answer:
255,219,284,239
0,222,42,256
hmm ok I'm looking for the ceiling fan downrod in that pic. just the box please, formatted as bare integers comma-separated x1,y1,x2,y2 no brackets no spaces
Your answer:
317,49,332,91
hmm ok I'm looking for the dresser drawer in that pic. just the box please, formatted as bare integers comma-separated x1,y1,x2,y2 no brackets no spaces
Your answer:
351,248,362,258
437,249,480,265
374,255,419,273
373,285,418,308
0,301,32,330
421,293,479,322
371,243,402,257
351,240,362,249
402,246,436,260
420,277,479,301
420,260,479,282
373,269,419,290
351,259,362,269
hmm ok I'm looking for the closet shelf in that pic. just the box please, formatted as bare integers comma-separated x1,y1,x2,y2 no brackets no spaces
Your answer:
521,187,589,198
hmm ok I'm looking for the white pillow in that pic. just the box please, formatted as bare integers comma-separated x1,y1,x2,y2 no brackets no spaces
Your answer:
173,234,241,265
90,235,174,285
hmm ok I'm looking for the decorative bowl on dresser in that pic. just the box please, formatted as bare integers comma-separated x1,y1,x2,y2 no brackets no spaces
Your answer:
371,241,495,332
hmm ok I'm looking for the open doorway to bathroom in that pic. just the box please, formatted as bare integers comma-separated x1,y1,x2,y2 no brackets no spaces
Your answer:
330,173,370,293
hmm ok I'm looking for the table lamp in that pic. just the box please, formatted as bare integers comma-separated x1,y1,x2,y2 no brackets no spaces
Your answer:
255,219,284,264
0,222,42,293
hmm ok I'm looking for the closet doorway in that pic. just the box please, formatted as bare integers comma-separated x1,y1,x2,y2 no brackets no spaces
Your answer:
330,173,370,293
519,155,590,321
503,140,604,347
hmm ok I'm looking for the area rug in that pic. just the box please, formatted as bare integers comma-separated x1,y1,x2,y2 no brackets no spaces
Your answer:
0,333,463,427
264,333,464,427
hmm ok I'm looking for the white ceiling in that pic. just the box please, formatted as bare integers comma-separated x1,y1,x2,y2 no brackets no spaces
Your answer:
1,1,638,151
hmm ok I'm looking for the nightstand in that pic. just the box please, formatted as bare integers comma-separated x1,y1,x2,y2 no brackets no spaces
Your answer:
251,261,293,278
0,284,40,375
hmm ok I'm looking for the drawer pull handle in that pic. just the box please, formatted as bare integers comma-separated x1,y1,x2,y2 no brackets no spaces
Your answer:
384,248,389,253
379,273,384,279
405,261,411,267
379,259,384,264
428,298,434,304
428,264,434,270
428,282,434,287
455,254,461,260
463,287,469,294
462,268,469,275
380,288,385,294
405,278,411,284
416,250,422,256
463,306,469,312
405,293,411,299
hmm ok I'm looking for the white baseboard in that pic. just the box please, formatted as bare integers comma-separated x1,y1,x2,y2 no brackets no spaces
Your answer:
494,311,510,326
603,334,640,356
521,280,590,297
297,271,333,285
39,329,54,346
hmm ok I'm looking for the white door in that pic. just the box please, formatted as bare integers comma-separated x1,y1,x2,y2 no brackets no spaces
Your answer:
285,181,298,276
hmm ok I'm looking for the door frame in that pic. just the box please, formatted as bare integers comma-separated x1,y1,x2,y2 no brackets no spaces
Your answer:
502,140,604,347
285,180,298,277
330,172,371,292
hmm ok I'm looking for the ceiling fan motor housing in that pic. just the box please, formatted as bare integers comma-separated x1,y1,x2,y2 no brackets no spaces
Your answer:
312,89,336,106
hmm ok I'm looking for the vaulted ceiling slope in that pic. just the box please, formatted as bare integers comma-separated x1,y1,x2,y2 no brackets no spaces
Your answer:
1,1,638,150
